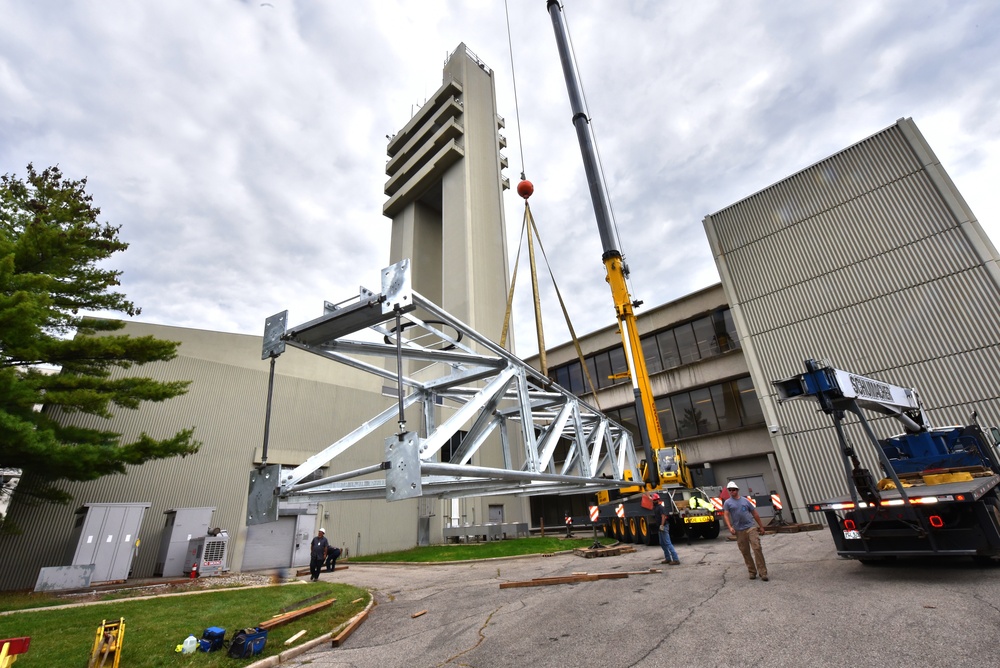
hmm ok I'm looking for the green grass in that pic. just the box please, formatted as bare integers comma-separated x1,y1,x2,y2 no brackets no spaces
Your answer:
0,535,611,665
349,535,615,562
0,581,369,667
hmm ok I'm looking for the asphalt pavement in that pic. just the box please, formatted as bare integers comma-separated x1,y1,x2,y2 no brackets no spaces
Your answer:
279,530,1000,668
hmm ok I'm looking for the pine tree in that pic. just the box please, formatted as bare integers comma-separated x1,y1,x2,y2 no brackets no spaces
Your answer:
0,165,199,525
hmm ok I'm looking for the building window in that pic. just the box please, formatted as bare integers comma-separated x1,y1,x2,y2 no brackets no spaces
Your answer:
711,383,741,431
736,376,764,424
548,307,742,393
611,376,764,444
655,329,680,369
673,323,700,366
690,386,719,433
691,317,721,358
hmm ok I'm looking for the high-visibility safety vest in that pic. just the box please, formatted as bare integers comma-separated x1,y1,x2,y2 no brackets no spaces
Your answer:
690,497,713,511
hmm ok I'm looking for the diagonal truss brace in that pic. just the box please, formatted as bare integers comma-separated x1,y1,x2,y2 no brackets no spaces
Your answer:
248,260,640,523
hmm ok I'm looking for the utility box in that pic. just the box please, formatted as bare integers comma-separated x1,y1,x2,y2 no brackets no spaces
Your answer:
155,507,216,577
64,502,151,584
186,533,230,577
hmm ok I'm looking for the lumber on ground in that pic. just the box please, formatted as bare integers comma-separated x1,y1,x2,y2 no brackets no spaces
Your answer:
499,569,652,589
284,630,308,645
331,610,369,647
259,598,336,630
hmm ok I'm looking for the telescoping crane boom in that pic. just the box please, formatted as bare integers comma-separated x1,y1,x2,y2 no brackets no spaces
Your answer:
545,1,673,487
774,359,1000,562
545,2,720,544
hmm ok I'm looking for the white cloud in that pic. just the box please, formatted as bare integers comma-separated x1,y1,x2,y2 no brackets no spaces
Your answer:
1,0,997,359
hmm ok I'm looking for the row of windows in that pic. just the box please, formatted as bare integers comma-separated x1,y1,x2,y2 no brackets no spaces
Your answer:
549,308,739,395
606,377,765,442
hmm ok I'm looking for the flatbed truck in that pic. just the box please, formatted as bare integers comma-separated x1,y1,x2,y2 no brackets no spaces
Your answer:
774,359,1000,562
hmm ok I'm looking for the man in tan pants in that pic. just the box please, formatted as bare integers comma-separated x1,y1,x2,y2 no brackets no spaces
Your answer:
722,481,769,581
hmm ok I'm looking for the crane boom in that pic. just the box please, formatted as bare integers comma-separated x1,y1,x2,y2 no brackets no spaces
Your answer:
773,359,931,433
546,0,668,486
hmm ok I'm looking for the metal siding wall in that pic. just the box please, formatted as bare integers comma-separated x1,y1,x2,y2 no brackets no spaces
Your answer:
0,324,409,590
704,119,1000,521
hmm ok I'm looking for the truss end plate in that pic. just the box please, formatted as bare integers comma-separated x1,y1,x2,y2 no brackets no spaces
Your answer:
386,432,422,501
247,464,281,525
381,259,412,314
261,311,287,359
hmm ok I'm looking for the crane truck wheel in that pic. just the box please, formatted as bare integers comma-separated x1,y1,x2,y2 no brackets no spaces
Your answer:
639,517,656,545
700,522,721,540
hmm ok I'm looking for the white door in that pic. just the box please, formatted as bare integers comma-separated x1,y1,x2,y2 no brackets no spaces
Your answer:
242,517,295,571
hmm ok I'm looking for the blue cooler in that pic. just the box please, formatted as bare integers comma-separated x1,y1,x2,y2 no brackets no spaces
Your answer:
198,626,226,652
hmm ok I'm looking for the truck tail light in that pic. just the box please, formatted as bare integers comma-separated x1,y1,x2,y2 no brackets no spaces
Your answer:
929,515,944,528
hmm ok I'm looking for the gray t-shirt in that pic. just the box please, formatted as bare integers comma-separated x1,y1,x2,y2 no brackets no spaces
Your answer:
723,496,757,531
310,535,329,559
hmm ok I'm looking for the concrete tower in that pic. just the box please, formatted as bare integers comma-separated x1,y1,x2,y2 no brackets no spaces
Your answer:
384,44,511,345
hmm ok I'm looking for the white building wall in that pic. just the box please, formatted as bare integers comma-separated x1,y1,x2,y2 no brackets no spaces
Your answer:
703,117,1000,522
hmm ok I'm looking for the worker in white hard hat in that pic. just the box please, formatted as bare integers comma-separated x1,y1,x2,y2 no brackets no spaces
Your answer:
309,527,330,581
722,481,769,581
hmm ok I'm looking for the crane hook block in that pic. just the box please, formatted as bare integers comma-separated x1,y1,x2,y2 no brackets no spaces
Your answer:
517,180,534,200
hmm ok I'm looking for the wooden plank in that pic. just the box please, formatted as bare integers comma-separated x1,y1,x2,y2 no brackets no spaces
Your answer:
295,565,349,577
331,610,369,648
284,630,308,645
500,575,597,589
259,598,336,630
281,593,327,613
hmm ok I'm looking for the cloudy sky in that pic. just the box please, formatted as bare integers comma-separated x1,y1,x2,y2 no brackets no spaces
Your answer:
2,1,998,358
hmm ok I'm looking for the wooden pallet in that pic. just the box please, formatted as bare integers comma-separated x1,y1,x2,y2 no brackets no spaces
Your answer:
573,545,636,558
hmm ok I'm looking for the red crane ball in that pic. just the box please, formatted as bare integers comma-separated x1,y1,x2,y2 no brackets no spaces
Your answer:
517,180,534,200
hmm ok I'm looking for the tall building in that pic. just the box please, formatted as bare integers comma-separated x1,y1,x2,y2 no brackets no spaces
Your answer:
385,43,512,341
703,117,1000,521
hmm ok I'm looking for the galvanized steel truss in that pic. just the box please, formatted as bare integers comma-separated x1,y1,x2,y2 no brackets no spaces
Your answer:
247,260,637,523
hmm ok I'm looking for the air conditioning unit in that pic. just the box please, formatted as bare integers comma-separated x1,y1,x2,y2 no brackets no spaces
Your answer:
186,532,229,577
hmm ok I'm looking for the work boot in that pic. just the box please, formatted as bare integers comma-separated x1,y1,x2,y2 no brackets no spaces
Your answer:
660,559,669,564
669,560,680,565
761,575,769,581
749,574,757,580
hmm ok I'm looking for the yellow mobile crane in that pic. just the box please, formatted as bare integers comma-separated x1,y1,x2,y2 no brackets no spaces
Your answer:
545,2,720,543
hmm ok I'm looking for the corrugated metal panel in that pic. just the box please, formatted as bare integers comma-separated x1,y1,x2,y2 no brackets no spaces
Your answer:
0,324,415,591
704,118,1000,521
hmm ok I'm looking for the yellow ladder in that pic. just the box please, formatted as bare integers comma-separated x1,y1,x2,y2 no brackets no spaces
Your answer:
88,618,125,668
